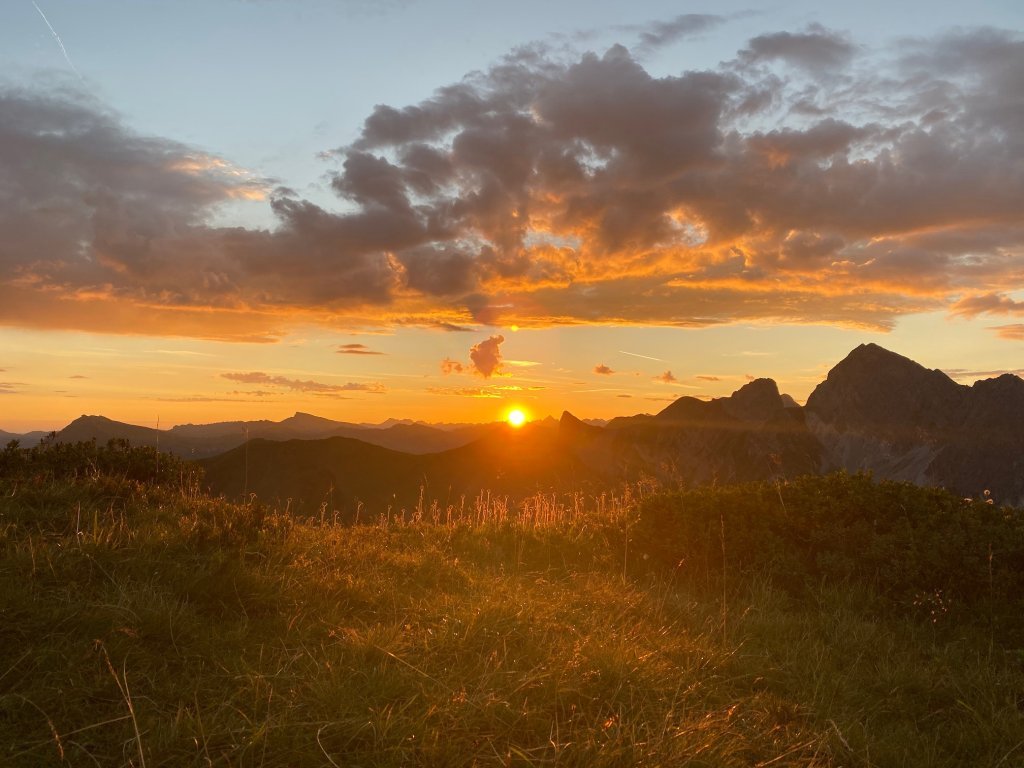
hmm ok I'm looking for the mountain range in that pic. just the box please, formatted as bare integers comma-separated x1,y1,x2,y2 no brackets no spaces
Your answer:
5,344,1022,512
42,412,507,458
0,429,48,448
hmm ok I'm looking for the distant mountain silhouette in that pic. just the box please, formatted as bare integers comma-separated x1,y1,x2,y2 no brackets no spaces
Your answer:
565,377,822,488
198,379,823,513
806,343,1024,504
25,343,1024,510
200,420,601,518
58,415,183,451
52,412,498,458
0,429,48,448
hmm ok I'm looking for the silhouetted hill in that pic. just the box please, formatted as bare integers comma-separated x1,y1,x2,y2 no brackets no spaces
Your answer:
0,429,48,447
563,378,821,487
200,422,605,517
356,422,502,454
53,412,498,459
59,415,182,451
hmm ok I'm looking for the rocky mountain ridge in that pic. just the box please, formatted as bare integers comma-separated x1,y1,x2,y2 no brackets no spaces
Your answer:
804,343,1024,503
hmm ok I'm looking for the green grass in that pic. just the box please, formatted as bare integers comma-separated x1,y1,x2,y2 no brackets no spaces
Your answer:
1,443,1023,766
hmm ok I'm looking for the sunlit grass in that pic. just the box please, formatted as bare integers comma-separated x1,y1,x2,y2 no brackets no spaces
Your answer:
1,444,1023,765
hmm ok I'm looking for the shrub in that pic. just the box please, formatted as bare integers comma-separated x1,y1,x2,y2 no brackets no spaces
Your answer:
634,472,1024,639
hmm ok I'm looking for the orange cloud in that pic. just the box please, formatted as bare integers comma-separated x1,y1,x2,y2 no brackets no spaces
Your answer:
950,293,1024,318
440,358,465,375
990,324,1024,341
221,372,385,394
3,28,1024,339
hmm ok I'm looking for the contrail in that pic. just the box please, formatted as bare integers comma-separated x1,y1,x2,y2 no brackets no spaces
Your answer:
618,350,665,362
31,1,81,77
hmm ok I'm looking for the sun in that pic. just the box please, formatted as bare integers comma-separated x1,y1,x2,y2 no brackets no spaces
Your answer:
507,408,526,428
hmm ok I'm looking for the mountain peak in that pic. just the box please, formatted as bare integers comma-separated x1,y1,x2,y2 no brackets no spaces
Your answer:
71,414,115,425
843,342,922,369
721,378,786,423
806,343,962,433
559,410,603,440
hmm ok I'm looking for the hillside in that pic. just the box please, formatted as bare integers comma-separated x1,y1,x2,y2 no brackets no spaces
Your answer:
200,420,602,517
2,443,1023,765
580,377,822,487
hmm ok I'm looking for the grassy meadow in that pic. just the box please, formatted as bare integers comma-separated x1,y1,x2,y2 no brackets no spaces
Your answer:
2,440,1023,766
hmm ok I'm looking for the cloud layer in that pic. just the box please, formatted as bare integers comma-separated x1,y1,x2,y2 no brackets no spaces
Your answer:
2,24,1023,339
220,371,385,395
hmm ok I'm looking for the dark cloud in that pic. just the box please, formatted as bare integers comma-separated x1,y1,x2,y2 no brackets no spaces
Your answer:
654,370,677,383
594,364,615,375
469,334,505,378
0,89,403,337
220,371,385,393
337,343,384,355
739,24,855,71
944,367,1024,381
635,14,724,53
696,375,721,381
2,25,1023,339
440,358,464,375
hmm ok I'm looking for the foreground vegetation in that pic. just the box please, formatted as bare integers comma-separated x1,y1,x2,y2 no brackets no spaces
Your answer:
1,441,1023,766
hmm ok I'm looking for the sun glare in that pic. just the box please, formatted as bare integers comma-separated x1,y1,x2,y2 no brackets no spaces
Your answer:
507,408,526,428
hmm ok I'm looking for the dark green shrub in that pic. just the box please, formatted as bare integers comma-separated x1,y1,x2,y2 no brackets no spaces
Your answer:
635,472,1024,639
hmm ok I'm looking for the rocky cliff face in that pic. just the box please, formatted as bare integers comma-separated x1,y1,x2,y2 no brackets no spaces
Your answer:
805,343,1024,504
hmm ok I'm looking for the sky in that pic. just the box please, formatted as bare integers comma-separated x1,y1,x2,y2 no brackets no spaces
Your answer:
1,0,1022,431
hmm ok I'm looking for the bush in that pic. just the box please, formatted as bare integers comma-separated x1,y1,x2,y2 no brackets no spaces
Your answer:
635,472,1024,639
0,437,202,488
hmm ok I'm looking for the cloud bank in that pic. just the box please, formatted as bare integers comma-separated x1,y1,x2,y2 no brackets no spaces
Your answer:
2,24,1023,340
